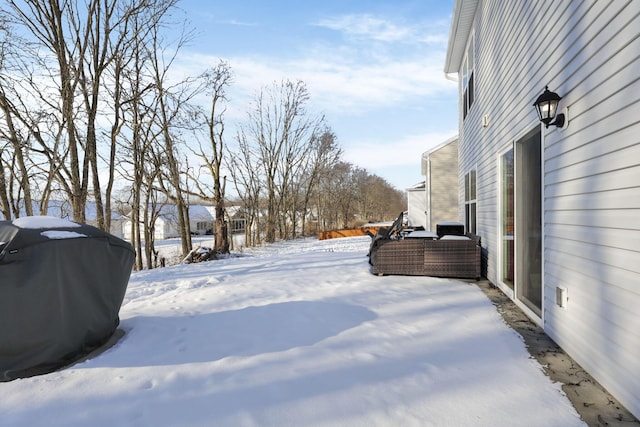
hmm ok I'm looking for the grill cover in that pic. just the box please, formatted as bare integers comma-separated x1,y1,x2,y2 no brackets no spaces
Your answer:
0,216,134,380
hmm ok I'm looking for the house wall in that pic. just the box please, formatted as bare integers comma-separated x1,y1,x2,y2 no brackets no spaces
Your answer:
406,187,427,228
122,218,179,241
451,0,640,418
428,139,459,229
188,205,216,235
108,220,125,239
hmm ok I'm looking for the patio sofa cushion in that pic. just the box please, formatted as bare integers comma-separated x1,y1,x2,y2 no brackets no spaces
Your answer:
436,222,465,238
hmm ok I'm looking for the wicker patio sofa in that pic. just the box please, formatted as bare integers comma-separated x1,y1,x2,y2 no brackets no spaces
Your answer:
370,233,482,279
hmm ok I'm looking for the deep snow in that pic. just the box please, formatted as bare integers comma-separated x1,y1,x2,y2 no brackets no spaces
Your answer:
0,236,585,427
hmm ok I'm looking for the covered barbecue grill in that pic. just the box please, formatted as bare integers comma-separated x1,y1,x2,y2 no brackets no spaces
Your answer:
0,216,134,380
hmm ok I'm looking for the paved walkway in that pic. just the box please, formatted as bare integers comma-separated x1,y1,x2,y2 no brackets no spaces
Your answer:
474,280,639,427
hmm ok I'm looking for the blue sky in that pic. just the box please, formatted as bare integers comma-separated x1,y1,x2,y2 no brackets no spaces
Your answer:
177,0,458,190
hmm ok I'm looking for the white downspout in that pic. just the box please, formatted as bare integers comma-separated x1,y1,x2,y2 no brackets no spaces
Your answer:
426,156,432,231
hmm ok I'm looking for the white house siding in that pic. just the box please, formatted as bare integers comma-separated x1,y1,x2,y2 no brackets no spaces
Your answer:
427,138,459,230
447,0,640,418
406,184,427,229
188,205,216,235
122,218,179,241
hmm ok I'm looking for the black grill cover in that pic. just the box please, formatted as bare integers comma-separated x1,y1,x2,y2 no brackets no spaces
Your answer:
0,217,135,380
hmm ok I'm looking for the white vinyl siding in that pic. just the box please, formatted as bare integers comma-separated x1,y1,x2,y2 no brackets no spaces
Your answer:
538,8,640,417
427,139,459,230
406,187,427,229
452,0,640,418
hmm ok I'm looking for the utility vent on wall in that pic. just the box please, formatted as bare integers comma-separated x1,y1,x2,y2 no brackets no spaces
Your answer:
556,286,568,308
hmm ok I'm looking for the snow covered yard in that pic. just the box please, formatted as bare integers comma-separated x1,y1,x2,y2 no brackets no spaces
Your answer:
0,236,585,427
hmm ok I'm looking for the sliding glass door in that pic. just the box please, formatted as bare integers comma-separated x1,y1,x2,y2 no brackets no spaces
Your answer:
515,129,542,316
499,128,542,317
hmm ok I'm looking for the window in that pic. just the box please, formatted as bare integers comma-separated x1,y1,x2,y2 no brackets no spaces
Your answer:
196,221,212,231
462,33,475,120
231,218,246,233
464,169,477,233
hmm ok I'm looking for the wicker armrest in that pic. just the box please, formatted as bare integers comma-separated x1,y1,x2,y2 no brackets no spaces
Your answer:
424,237,481,279
371,239,425,276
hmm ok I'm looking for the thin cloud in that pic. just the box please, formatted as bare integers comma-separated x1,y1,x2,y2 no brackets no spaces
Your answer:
225,52,456,114
314,13,447,45
175,48,456,122
177,10,455,115
315,14,413,42
223,19,257,27
343,131,458,170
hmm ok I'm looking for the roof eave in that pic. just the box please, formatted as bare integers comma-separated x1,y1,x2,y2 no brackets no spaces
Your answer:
422,135,459,158
444,0,479,74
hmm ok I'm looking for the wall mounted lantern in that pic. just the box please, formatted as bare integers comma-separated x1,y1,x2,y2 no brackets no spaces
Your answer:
533,86,566,128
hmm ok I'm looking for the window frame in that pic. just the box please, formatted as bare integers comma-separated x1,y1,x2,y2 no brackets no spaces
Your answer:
461,32,475,120
464,168,477,234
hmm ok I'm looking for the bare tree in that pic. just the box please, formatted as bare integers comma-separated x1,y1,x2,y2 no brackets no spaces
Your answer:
8,0,92,222
4,0,176,227
0,90,33,218
186,60,233,254
146,18,199,258
325,162,358,229
0,152,10,218
290,128,341,236
311,160,405,231
228,130,264,247
241,79,324,242
110,0,182,269
0,14,35,219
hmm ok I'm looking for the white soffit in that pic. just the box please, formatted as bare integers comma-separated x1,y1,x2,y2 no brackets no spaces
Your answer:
444,0,479,74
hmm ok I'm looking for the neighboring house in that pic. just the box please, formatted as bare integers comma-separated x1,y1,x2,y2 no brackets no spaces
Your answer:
8,198,243,241
122,204,246,241
13,200,125,239
190,205,247,235
83,201,126,239
405,181,426,228
445,0,639,419
226,205,247,234
122,204,181,242
421,136,459,231
188,205,216,235
122,211,180,242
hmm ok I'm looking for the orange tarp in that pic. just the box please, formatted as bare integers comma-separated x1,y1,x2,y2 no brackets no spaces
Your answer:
318,226,383,240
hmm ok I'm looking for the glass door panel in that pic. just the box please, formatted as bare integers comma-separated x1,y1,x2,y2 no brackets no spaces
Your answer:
500,148,514,289
516,130,542,315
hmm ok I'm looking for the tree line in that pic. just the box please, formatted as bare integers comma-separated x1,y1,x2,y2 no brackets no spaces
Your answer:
0,0,405,269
